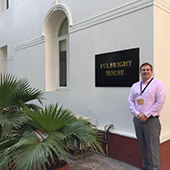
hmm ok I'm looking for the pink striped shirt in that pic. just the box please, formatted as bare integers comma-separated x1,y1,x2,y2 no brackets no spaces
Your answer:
128,78,166,118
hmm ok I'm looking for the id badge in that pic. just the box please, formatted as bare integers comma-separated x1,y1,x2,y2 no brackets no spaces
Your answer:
137,98,144,105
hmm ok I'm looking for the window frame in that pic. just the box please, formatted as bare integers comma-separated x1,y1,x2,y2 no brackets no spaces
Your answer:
1,0,9,13
57,34,69,91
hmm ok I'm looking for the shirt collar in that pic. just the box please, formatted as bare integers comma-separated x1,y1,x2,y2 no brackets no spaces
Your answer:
141,77,153,84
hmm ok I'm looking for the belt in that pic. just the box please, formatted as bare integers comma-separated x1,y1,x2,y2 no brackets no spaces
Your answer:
149,116,159,119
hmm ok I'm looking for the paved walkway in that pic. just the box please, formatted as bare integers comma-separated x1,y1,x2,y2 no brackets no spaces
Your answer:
66,151,141,170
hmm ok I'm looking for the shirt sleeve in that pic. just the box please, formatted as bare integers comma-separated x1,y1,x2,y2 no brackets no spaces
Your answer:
128,85,140,117
144,81,166,118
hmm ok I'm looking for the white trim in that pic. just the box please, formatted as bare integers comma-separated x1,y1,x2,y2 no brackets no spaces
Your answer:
42,4,73,36
154,0,170,14
14,36,45,52
97,125,137,139
69,0,154,33
13,0,170,52
14,36,58,52
69,0,170,33
45,37,57,44
160,133,170,143
97,125,170,143
7,56,14,61
57,34,70,92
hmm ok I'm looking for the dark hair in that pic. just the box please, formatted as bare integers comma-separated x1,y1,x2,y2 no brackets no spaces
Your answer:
140,62,153,71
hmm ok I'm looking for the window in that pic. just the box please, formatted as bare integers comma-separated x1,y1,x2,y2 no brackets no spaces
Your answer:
58,18,68,89
7,0,9,9
1,0,9,13
59,40,67,86
0,45,7,73
44,11,69,92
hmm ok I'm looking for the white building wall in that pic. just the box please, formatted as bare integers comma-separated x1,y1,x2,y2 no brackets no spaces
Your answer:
43,1,154,138
14,0,53,45
14,42,46,90
58,0,133,24
0,0,15,73
0,0,170,142
72,7,153,137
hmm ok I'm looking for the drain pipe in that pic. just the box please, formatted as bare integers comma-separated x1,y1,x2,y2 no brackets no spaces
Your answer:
102,124,114,156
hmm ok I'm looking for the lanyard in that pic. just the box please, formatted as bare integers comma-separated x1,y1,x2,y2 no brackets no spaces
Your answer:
140,78,153,95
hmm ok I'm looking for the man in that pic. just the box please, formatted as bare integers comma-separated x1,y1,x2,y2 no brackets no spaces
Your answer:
128,62,166,170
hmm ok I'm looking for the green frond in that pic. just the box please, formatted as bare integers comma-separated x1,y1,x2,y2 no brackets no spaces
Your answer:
0,73,44,109
0,130,68,170
0,73,44,139
62,119,104,154
0,99,104,169
0,110,25,139
21,103,77,132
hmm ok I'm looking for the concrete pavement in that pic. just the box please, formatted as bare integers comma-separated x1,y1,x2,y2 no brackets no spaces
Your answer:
66,151,141,170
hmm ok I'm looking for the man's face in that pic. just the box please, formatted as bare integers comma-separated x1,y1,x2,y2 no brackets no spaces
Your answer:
140,65,153,82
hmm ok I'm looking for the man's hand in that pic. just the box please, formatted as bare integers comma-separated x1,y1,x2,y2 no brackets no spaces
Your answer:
137,113,148,122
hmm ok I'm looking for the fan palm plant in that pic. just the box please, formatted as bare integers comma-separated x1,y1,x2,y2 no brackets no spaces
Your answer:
0,103,103,170
0,73,43,140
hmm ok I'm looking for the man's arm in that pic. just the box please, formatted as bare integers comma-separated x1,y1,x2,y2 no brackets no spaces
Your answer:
144,82,166,118
128,86,140,117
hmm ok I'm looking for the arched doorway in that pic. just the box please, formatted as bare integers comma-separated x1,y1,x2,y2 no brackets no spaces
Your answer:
43,5,72,91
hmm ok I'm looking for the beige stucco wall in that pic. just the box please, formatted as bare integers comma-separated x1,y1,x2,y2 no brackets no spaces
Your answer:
153,4,170,142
